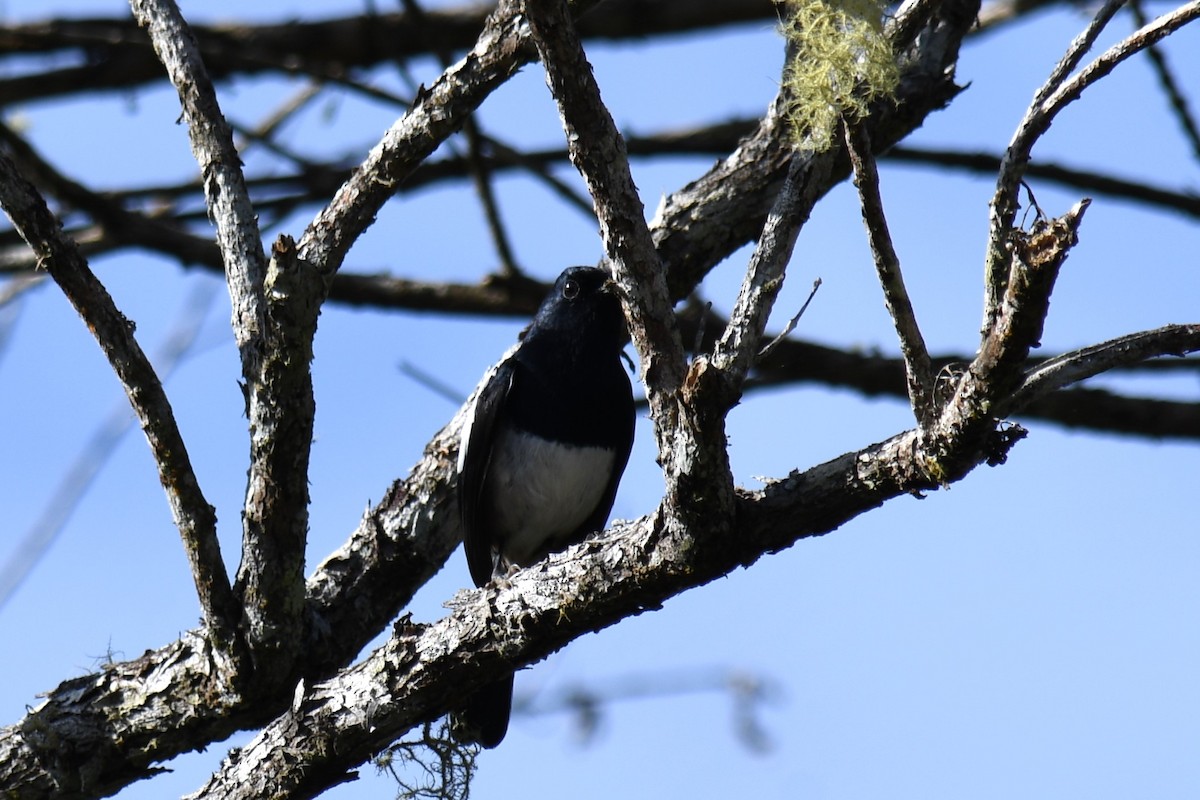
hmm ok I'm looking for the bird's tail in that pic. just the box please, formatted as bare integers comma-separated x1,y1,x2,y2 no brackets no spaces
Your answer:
450,673,514,749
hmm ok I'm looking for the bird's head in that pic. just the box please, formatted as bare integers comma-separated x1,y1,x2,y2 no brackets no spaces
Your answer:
527,266,628,350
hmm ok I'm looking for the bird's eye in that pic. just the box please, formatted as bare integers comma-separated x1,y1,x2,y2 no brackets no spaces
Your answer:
562,278,581,300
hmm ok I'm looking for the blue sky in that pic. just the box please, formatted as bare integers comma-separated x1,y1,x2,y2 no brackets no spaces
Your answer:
0,1,1197,798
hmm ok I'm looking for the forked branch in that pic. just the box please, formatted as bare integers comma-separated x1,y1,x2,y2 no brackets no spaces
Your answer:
984,0,1200,332
133,0,315,683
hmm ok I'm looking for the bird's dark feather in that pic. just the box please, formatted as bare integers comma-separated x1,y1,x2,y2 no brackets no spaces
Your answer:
452,266,635,748
459,359,515,588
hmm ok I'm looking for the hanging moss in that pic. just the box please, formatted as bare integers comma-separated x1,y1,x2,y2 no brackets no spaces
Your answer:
779,0,900,151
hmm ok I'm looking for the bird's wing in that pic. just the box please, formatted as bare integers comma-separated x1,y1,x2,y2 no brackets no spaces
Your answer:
579,376,636,537
458,357,516,587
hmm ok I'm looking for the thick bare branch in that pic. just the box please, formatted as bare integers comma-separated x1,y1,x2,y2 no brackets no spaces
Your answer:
189,303,1200,800
1,633,246,799
977,200,1091,385
930,201,1091,482
129,0,267,356
1,2,1072,797
132,0,322,687
234,235,326,684
6,307,1195,800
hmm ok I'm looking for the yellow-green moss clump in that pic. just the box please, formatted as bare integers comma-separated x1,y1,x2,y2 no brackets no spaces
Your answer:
780,0,899,151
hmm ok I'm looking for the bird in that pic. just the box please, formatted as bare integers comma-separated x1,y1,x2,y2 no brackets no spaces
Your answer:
452,266,636,748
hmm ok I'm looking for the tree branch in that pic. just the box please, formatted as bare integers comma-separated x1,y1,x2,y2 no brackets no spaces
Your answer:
0,152,238,646
0,1,780,105
191,309,1186,800
295,0,529,276
843,119,936,427
930,200,1091,482
129,0,267,358
683,301,1200,440
709,156,824,404
235,234,325,685
132,0,320,688
984,0,1200,334
1128,0,1200,162
523,0,689,458
0,283,218,613
7,120,1196,286
651,0,980,303
884,145,1200,220
1004,323,1200,415
0,2,1040,797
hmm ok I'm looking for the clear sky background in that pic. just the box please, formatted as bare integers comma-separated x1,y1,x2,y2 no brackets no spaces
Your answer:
1,1,1198,798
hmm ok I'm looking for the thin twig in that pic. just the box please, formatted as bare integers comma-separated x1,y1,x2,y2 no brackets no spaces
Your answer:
0,2,772,105
224,81,328,175
476,132,597,217
1004,323,1200,414
0,276,43,374
843,120,936,426
6,118,1188,266
401,0,523,277
1128,0,1200,162
1038,2,1200,124
398,360,467,405
229,82,326,171
462,118,523,275
885,145,1200,220
756,278,820,362
295,0,531,276
1038,0,1128,106
247,81,325,142
710,155,821,401
0,273,44,308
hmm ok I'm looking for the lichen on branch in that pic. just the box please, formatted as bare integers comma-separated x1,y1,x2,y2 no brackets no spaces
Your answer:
779,0,899,150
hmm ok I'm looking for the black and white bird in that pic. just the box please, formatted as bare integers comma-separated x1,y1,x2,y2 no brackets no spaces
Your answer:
452,266,636,748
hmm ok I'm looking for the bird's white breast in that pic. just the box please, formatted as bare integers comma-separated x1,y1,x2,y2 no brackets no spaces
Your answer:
485,426,615,567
